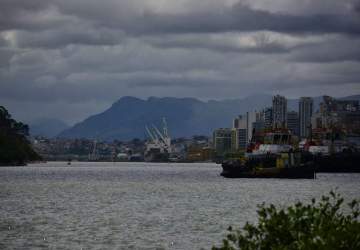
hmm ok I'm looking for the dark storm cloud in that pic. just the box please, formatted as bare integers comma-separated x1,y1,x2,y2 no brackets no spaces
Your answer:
0,48,16,67
0,0,360,124
1,1,359,50
0,35,8,47
0,0,63,31
146,33,290,54
15,28,125,49
2,1,360,36
0,0,48,12
120,4,360,36
21,1,356,37
290,37,360,62
354,1,360,12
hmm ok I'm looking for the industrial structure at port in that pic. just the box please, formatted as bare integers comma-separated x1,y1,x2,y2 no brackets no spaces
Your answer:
144,118,172,162
214,95,360,157
213,95,360,177
31,95,359,165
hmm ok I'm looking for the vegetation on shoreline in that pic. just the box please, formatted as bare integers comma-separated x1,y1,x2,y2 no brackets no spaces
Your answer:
0,106,41,165
212,191,360,250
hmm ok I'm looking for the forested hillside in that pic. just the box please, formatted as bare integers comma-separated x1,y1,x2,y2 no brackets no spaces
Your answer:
0,106,41,165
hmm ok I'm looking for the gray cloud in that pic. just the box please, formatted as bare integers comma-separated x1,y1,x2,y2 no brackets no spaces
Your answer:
289,36,360,62
14,27,125,49
145,33,291,54
124,4,360,36
2,1,360,35
0,0,64,31
0,0,359,124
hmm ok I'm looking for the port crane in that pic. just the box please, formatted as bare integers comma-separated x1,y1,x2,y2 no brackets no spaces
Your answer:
145,118,171,154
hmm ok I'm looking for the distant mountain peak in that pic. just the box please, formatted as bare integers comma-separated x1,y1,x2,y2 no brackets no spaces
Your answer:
58,94,360,140
147,96,202,105
116,96,143,102
111,96,145,107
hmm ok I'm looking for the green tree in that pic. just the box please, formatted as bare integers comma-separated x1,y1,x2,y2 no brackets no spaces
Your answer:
0,106,41,165
213,191,360,250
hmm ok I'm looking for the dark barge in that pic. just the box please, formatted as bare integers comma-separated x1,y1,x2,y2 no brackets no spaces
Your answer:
220,151,360,178
221,164,315,178
312,152,360,173
221,153,315,179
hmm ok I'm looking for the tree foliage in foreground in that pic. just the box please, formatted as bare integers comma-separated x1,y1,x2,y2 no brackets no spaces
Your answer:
0,106,41,165
212,191,360,250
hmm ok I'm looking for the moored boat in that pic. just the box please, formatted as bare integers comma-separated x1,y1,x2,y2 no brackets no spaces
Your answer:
221,153,315,179
144,118,172,162
312,151,360,173
221,130,316,179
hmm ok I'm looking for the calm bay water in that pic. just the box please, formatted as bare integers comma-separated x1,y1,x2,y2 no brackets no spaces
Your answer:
1,162,359,249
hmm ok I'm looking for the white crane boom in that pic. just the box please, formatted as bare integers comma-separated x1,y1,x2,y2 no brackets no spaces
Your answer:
152,124,166,143
162,117,168,137
145,126,156,142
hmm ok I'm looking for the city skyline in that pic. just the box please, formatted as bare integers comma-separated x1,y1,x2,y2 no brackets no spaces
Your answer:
1,0,360,124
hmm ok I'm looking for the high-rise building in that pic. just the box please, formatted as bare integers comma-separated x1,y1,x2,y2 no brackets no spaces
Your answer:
235,129,247,151
299,97,313,138
272,95,287,129
232,111,264,149
213,128,236,155
264,107,273,129
233,115,247,151
233,115,244,129
287,111,299,136
246,111,257,142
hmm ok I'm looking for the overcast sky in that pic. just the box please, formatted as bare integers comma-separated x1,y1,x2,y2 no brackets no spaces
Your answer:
1,0,360,124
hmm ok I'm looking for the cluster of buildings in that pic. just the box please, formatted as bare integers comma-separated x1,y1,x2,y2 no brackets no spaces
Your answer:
213,95,360,156
32,136,214,162
32,95,360,162
312,96,360,137
32,138,144,161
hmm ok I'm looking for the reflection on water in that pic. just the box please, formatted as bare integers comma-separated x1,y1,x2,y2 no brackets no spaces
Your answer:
1,162,359,249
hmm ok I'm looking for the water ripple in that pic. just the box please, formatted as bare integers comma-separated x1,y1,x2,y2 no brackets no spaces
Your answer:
0,162,359,249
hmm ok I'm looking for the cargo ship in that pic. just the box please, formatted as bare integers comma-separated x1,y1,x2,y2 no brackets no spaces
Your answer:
144,118,172,162
309,151,360,173
220,130,360,178
299,137,360,173
221,131,316,178
221,152,315,179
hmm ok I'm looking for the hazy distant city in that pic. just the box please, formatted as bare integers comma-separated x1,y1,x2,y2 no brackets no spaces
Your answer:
30,94,360,163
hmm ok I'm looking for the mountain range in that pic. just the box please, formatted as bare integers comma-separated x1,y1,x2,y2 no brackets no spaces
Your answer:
58,94,360,140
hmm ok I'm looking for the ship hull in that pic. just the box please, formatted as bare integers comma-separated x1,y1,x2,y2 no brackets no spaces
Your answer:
144,151,169,162
313,152,360,173
221,152,360,178
221,165,315,179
